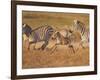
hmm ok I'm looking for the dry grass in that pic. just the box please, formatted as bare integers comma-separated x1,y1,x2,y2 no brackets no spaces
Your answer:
22,43,89,68
22,11,89,30
22,11,89,69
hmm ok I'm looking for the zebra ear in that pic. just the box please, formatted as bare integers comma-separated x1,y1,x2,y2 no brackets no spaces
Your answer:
69,29,73,33
74,19,77,23
23,23,26,28
56,32,61,37
74,19,78,24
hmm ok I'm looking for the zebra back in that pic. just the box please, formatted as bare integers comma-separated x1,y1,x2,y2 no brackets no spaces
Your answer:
29,24,54,43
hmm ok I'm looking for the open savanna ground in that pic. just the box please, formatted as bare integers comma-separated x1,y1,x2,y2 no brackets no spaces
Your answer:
22,11,89,69
22,43,89,68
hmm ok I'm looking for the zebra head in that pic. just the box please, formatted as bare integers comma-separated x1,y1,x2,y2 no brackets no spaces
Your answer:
73,19,80,28
22,23,32,37
74,19,78,24
51,31,59,39
73,20,85,31
50,31,61,44
74,19,81,25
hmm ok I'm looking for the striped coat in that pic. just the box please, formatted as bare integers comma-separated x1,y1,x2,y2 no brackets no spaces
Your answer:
50,29,82,53
22,24,54,50
73,20,89,43
51,29,73,45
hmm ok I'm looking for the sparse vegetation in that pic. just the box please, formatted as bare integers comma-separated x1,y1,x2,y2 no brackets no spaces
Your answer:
22,11,89,69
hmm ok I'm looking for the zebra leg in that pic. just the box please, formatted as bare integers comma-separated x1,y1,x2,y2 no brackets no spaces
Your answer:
49,45,57,54
28,42,35,51
28,42,30,50
68,45,75,53
33,43,36,50
24,39,29,50
41,41,48,50
80,41,85,49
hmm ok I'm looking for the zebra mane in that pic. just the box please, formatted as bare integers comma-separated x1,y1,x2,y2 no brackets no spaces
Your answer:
32,24,52,31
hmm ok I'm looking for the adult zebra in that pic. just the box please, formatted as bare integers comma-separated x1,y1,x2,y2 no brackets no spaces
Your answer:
73,20,89,48
22,23,54,50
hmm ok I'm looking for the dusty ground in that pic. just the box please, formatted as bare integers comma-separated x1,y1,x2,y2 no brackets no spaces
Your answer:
22,42,89,69
22,11,89,69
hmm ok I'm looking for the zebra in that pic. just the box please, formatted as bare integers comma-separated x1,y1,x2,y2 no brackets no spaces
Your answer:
49,29,76,53
50,29,82,53
67,31,82,53
22,23,54,50
73,20,89,48
51,29,73,45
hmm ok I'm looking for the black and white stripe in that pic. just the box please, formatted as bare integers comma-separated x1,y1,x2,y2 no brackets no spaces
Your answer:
22,24,54,50
73,20,89,43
